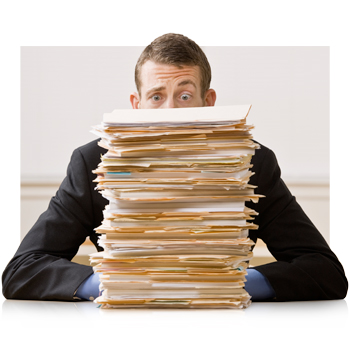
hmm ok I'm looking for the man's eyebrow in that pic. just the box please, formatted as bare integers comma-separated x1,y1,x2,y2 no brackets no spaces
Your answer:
145,86,166,96
177,80,197,88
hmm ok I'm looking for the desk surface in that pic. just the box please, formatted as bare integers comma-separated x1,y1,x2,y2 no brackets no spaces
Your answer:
1,298,349,349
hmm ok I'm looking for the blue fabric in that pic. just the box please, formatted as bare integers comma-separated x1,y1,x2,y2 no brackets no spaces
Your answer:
75,273,101,301
245,268,276,301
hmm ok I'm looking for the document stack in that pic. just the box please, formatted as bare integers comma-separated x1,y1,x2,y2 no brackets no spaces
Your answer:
90,105,261,309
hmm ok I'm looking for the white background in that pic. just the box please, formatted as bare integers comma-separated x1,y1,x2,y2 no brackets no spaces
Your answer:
21,46,329,182
1,1,349,349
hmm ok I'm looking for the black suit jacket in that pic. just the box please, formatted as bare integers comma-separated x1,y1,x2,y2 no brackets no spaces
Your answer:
2,139,348,301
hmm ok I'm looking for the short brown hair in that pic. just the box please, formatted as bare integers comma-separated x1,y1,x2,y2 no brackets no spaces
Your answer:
135,33,211,99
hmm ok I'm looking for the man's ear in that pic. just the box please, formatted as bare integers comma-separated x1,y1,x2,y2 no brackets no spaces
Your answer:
130,92,141,109
204,89,216,106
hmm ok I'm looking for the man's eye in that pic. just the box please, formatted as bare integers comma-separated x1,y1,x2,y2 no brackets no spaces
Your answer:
152,95,161,101
181,94,190,101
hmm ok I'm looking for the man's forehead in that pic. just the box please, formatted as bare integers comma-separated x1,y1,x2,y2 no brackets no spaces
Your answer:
144,79,197,97
140,60,201,80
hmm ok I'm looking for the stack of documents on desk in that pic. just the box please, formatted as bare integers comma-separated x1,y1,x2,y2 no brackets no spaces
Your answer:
90,105,262,309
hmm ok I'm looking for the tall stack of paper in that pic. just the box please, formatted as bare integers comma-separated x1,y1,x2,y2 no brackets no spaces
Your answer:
90,105,262,309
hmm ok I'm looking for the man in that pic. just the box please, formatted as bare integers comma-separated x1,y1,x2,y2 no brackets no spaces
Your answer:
2,34,348,302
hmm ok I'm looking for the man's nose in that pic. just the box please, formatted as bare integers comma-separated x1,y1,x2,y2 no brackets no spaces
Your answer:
164,98,178,108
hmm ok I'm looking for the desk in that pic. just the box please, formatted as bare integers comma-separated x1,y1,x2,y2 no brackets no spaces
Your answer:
1,299,349,350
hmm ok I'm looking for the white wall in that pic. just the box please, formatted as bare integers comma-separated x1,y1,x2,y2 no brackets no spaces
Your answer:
204,46,329,181
21,47,143,181
21,46,329,182
20,46,330,248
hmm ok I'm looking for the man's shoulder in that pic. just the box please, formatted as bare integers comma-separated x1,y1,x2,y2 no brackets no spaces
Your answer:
250,141,280,179
73,139,107,168
252,141,274,163
75,138,104,154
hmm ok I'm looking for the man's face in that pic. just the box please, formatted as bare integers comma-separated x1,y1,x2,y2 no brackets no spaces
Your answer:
130,60,216,109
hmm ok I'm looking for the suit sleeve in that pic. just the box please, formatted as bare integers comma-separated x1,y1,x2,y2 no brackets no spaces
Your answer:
248,146,348,301
2,148,99,301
